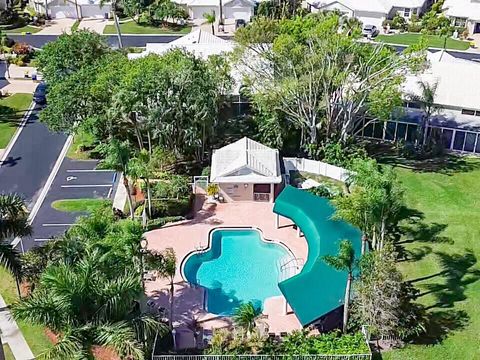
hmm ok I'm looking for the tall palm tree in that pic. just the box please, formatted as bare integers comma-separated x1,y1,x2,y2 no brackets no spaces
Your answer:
0,193,31,297
410,80,439,147
12,252,166,359
99,140,135,219
129,150,153,218
203,12,216,35
233,302,262,336
322,240,357,333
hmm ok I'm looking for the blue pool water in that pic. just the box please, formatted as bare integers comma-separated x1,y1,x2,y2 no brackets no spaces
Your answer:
183,229,288,315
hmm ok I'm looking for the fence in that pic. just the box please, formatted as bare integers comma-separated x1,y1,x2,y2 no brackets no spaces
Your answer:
283,158,350,183
153,355,372,360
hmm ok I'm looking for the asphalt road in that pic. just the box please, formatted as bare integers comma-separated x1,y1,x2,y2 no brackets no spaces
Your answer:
24,158,118,251
0,104,67,209
8,34,480,62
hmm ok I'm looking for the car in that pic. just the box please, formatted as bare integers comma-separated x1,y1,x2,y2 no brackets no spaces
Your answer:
235,19,247,30
362,25,379,37
33,82,47,104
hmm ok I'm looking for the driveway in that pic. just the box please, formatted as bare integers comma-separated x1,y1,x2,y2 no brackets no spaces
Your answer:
78,18,109,34
36,18,76,35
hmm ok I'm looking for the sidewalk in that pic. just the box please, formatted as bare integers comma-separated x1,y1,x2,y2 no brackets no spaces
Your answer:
0,295,34,360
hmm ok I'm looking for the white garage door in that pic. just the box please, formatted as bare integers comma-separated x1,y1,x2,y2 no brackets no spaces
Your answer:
50,5,77,19
81,4,110,18
190,6,217,19
355,11,385,28
224,7,251,21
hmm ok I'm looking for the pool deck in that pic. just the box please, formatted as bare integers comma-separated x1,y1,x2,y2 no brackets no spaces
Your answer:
145,194,308,339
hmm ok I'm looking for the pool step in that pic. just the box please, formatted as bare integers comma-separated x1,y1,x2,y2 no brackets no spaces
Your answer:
277,256,304,282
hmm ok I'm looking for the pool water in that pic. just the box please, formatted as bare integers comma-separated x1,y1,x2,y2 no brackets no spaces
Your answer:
183,229,288,315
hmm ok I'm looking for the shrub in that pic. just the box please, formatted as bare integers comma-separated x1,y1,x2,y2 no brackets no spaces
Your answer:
306,184,340,199
201,166,211,176
206,183,219,196
151,196,192,218
145,216,185,231
153,174,191,199
0,9,19,25
12,42,32,56
391,15,407,31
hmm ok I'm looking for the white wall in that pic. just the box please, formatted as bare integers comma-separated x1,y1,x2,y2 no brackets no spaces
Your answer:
283,158,351,182
354,10,386,28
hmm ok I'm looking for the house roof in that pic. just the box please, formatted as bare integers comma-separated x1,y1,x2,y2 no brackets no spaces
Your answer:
403,50,480,111
210,137,282,184
443,0,480,21
310,0,426,14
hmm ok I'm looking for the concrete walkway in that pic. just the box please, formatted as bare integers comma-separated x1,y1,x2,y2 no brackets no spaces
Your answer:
0,295,34,360
36,19,75,35
78,18,109,34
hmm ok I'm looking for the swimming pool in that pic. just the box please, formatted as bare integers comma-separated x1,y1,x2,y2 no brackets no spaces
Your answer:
182,228,289,315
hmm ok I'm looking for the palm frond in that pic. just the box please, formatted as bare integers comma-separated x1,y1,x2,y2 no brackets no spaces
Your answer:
94,321,144,360
40,329,87,360
0,240,23,278
0,193,31,239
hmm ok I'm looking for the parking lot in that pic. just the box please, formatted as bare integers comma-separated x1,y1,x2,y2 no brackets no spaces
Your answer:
22,157,119,251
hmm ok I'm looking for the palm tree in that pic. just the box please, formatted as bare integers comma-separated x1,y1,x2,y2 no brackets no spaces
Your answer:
203,12,216,35
233,302,262,336
0,193,31,297
12,252,166,359
409,80,439,147
129,150,154,218
322,240,357,333
99,140,135,219
147,248,177,330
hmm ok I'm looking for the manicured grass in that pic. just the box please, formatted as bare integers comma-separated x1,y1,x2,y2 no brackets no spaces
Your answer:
5,25,41,34
52,198,112,213
381,156,480,360
3,344,14,360
0,93,32,148
376,33,470,51
0,268,52,356
67,130,96,160
103,21,191,35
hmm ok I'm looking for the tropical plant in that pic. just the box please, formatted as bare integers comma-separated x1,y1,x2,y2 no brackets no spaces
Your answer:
233,302,262,335
206,183,219,196
146,248,177,329
130,149,154,218
0,193,31,296
203,12,215,34
322,240,357,333
13,251,165,359
409,80,439,147
98,139,135,219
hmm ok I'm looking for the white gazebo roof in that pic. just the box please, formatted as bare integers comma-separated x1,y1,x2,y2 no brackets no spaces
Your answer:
210,137,282,184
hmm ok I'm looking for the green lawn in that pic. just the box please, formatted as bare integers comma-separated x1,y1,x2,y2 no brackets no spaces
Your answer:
376,33,470,51
0,268,52,356
52,198,112,213
381,156,480,360
67,130,96,160
3,344,14,360
5,25,41,34
0,93,33,149
103,21,192,35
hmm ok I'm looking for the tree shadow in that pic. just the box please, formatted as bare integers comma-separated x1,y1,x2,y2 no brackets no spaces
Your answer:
417,249,480,309
411,309,469,345
369,142,480,175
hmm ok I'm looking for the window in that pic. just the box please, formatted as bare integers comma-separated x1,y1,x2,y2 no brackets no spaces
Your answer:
461,109,476,115
453,131,466,151
404,8,411,17
454,17,467,28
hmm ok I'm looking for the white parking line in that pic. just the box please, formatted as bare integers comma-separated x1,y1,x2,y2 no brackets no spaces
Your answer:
34,238,52,242
60,184,112,188
42,223,77,227
66,169,113,172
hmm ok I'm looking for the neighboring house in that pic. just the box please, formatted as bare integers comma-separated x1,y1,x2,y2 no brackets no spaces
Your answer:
307,0,432,28
210,137,283,202
443,0,480,34
359,50,480,154
174,0,255,22
30,0,111,19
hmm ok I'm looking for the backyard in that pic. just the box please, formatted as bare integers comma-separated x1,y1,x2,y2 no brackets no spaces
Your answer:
0,93,32,149
382,156,480,359
103,21,192,35
376,33,471,50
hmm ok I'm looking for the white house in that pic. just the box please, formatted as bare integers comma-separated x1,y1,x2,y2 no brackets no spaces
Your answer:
30,0,111,19
307,0,432,28
174,0,255,22
443,0,480,34
210,137,283,202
